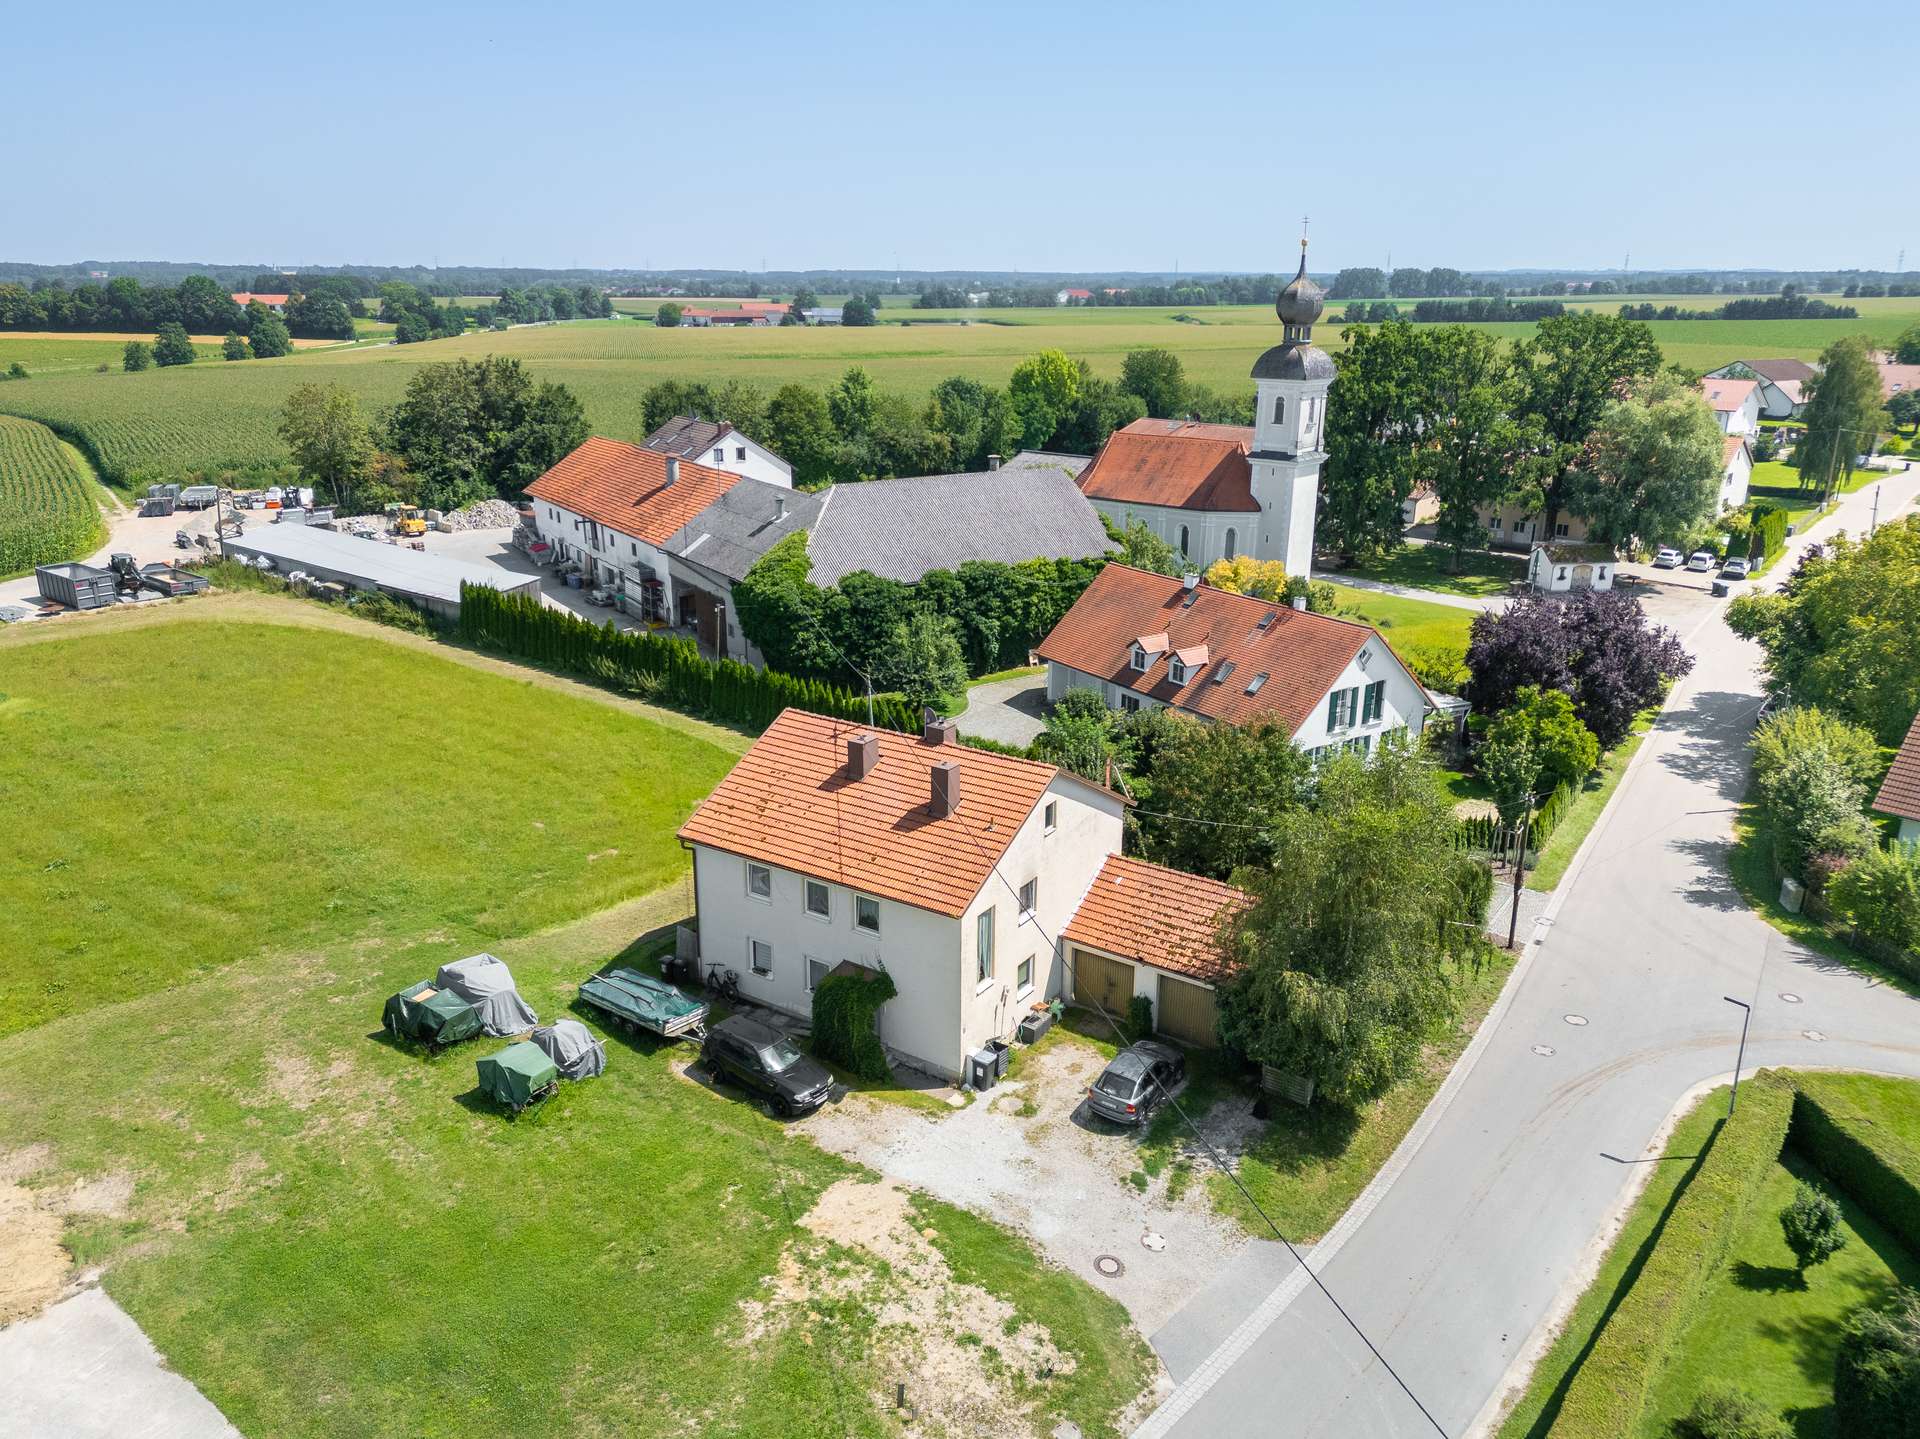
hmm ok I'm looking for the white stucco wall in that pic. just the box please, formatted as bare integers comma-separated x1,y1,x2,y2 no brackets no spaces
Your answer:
694,435,792,489
1289,640,1429,755
1722,447,1753,510
1082,497,1252,572
688,772,1123,1080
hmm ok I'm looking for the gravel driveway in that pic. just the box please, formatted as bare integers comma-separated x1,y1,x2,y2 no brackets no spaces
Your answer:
803,1032,1258,1339
955,673,1050,747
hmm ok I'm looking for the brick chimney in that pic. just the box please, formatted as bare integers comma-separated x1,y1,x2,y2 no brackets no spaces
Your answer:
930,760,960,818
846,733,879,779
922,713,958,746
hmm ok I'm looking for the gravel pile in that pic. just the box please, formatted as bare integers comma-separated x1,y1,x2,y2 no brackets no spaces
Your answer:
443,499,521,531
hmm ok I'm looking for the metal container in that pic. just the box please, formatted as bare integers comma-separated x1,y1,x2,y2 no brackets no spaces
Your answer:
35,563,117,610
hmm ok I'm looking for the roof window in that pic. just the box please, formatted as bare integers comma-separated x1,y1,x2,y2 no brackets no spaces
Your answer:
1245,672,1268,695
1212,661,1236,685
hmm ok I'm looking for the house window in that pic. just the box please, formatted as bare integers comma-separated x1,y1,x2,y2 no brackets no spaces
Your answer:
976,908,995,984
713,448,725,462
1018,878,1038,916
736,446,747,461
1272,395,1285,425
1554,522,1570,538
1017,956,1034,995
855,894,880,934
746,863,773,901
1327,686,1357,731
1487,515,1500,530
1121,694,1141,712
1511,518,1527,533
749,938,773,975
1130,645,1149,672
1361,679,1385,724
1178,526,1190,557
804,879,830,920
1168,658,1188,685
1043,801,1057,834
1224,528,1236,559
805,956,829,992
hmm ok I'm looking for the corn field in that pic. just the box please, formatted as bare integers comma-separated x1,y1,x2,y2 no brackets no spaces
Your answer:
0,415,105,575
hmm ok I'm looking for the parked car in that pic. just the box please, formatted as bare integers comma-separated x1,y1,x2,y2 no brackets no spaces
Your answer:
1686,551,1716,572
1652,547,1683,569
1719,556,1752,580
700,1014,834,1116
1086,1040,1186,1126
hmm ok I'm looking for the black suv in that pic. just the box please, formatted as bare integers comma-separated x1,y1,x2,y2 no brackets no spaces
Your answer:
701,1015,835,1116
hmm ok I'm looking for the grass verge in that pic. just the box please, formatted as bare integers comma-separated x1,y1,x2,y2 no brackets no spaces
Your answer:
1337,543,1526,599
1527,710,1657,891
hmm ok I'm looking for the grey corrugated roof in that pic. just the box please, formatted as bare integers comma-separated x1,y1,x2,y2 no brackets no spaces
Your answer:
665,479,822,582
807,462,1113,585
999,449,1092,479
219,526,539,605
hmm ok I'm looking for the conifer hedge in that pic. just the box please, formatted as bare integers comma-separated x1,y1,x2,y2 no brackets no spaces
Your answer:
458,584,920,734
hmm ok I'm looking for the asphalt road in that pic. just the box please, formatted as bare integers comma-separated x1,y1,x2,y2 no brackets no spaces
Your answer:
1140,467,1920,1439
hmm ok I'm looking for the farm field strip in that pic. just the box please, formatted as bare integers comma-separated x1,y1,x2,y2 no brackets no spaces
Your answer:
0,413,106,574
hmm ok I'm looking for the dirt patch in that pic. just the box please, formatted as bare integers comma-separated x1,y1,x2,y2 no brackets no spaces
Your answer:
0,1180,69,1325
60,1171,133,1218
744,1178,1073,1437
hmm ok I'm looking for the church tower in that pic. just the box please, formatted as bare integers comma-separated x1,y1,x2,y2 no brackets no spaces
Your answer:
1249,229,1334,578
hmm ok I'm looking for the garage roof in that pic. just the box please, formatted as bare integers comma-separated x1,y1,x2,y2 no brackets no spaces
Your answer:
220,525,538,606
1062,854,1249,983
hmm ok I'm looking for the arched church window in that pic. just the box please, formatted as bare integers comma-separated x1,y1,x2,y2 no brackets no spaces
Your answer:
1272,395,1285,425
1224,528,1236,559
1178,526,1190,558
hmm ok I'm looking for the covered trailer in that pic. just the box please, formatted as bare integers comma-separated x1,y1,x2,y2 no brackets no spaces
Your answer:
578,967,707,1039
383,980,483,1050
529,1019,606,1080
435,954,537,1037
476,1041,558,1111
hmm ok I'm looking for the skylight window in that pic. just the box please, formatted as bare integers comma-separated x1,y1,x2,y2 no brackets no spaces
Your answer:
1256,611,1277,631
1245,672,1269,695
1212,661,1236,685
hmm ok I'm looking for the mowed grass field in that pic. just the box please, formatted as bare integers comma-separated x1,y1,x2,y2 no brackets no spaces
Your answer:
2,294,1916,490
0,413,106,575
0,600,1152,1437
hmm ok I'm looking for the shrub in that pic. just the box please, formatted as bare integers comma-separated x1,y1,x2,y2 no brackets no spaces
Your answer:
1484,685,1600,793
6,361,27,380
1551,1074,1794,1438
1752,707,1884,794
1834,1288,1920,1439
810,967,897,1082
1883,436,1909,456
121,341,151,372
1670,1384,1792,1439
346,590,435,635
1126,994,1153,1040
1752,725,1877,885
1827,844,1920,968
1780,1182,1846,1273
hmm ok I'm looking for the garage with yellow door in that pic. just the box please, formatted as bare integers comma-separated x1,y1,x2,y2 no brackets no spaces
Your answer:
1156,973,1218,1048
1071,946,1135,1017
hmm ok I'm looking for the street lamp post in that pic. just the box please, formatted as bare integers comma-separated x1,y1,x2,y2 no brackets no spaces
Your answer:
1507,795,1535,950
1723,995,1752,1116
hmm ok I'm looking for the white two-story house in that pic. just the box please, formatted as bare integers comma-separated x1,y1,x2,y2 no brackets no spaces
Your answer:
1700,377,1762,436
641,415,794,490
678,710,1128,1079
1034,563,1430,759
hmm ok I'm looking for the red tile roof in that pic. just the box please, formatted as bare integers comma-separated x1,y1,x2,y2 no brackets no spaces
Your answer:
1879,359,1920,400
1077,418,1259,513
1723,434,1750,467
1700,377,1757,413
231,292,289,307
1873,710,1920,823
1062,854,1250,983
1035,564,1402,732
677,709,1077,918
526,436,739,545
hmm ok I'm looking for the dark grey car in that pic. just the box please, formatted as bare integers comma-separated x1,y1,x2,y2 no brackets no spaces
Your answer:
1086,1040,1186,1126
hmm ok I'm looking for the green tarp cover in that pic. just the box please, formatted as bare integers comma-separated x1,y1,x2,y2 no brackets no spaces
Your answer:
384,981,482,1045
476,1041,558,1107
579,968,706,1031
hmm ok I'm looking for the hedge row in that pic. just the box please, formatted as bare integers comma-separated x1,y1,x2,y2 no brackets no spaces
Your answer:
458,583,921,734
1549,1072,1796,1438
1790,1082,1920,1255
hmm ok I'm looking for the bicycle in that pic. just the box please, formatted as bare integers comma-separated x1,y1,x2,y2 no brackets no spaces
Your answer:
706,964,743,1004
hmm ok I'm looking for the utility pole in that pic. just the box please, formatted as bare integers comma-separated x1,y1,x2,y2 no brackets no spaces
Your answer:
1506,797,1535,950
1722,996,1752,1115
1871,483,1881,535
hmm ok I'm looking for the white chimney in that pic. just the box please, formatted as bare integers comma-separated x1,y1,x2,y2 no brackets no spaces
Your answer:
1292,595,1308,611
665,457,680,487
1182,572,1199,592
987,454,1003,471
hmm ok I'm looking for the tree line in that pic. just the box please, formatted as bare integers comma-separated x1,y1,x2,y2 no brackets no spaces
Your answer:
0,275,355,339
1618,293,1859,321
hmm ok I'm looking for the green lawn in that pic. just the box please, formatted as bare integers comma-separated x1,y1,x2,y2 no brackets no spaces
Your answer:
1527,711,1656,891
0,607,1153,1437
1500,1079,1920,1438
1335,543,1527,600
1322,582,1476,668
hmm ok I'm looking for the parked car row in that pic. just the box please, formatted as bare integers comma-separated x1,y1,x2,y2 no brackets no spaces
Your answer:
1650,547,1751,582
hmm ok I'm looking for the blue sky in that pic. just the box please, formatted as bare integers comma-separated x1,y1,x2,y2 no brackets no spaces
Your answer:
6,0,1909,274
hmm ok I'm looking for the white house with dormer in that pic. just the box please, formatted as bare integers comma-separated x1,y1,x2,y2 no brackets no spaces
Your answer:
1075,242,1330,577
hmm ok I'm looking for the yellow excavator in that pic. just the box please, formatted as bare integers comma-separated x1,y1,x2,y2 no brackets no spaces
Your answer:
387,504,428,538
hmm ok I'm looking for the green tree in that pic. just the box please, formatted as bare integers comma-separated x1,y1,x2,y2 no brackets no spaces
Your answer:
1888,390,1920,436
1215,736,1491,1105
1752,707,1884,794
121,340,151,372
1008,348,1080,450
1031,691,1130,786
1671,1384,1792,1439
248,314,292,359
1054,368,1145,454
781,288,816,325
640,378,718,433
1780,1183,1847,1275
1576,372,1725,546
1130,716,1312,878
151,322,196,367
1120,347,1188,418
764,383,838,488
1110,517,1181,576
385,356,589,510
827,365,878,440
879,613,968,711
1508,311,1662,537
279,383,376,509
1753,729,1877,884
1480,727,1540,827
1827,843,1920,960
1321,319,1428,562
394,311,430,344
1835,1288,1920,1437
1893,324,1920,365
926,376,1021,471
841,294,878,326
1797,336,1889,496
1726,517,1920,745
220,331,247,361
1415,326,1545,567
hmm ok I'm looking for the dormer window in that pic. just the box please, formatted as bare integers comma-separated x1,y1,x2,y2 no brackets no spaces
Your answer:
1168,658,1188,685
1130,645,1149,672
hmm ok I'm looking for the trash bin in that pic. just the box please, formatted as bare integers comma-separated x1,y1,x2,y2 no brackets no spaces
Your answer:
1711,579,1729,597
968,1047,999,1091
987,1038,1011,1078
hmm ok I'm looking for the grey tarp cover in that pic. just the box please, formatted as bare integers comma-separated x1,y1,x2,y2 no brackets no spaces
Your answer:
529,1019,606,1080
434,953,538,1037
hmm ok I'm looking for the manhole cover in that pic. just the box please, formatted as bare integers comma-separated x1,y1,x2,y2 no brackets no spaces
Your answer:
1141,1231,1166,1253
1779,992,1803,1004
1053,1424,1085,1439
1804,1029,1826,1042
1093,1254,1125,1278
1563,1014,1588,1026
1532,1044,1556,1057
